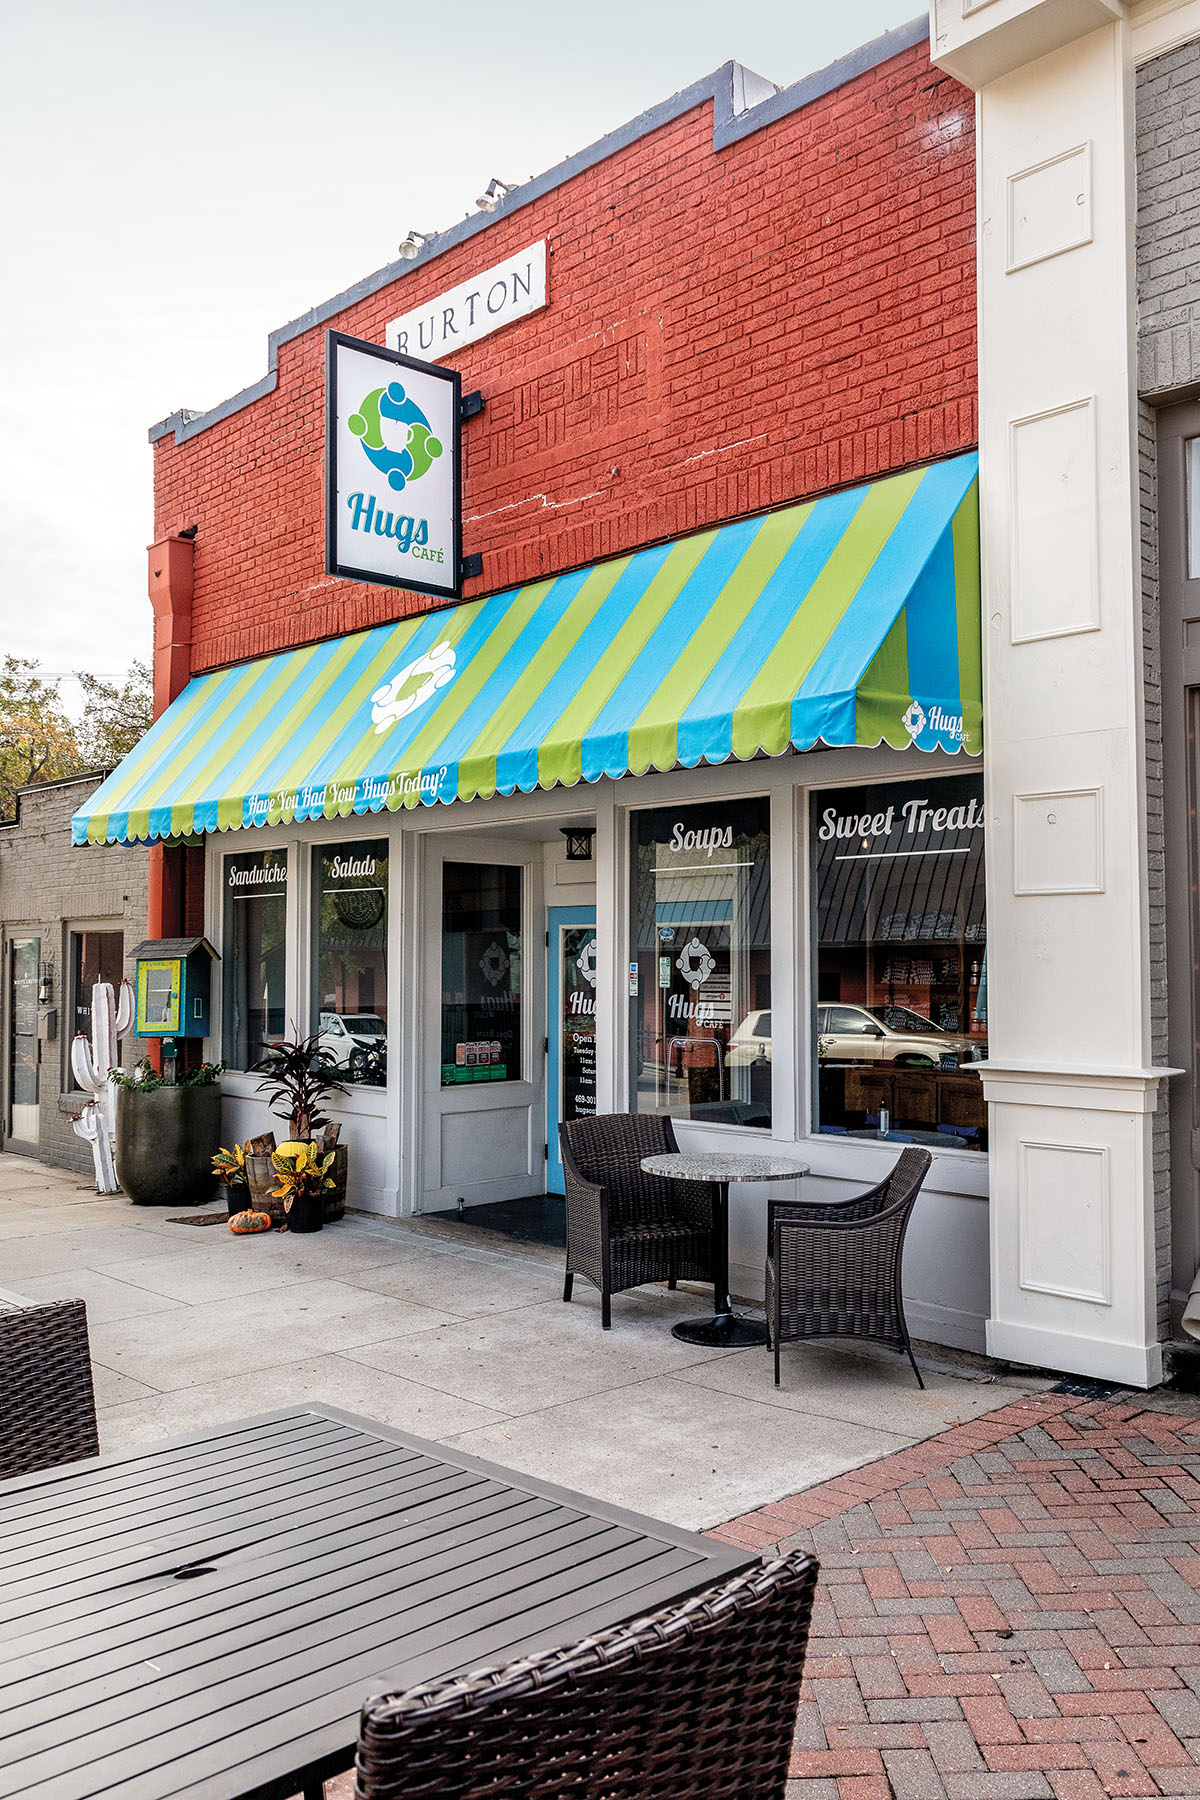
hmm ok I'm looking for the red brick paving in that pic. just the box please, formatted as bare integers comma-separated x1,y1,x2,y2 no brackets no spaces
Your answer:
707,1394,1200,1799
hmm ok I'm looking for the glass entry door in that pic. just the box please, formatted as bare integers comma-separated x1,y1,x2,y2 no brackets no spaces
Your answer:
422,838,544,1213
8,938,40,1145
547,907,597,1195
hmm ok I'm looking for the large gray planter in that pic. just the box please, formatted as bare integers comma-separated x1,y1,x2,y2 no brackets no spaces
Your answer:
115,1084,222,1207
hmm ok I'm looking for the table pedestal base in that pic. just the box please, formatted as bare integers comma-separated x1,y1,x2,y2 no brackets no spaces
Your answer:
671,1312,770,1348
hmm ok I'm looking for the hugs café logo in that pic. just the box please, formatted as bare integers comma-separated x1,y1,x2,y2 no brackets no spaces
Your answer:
345,380,446,565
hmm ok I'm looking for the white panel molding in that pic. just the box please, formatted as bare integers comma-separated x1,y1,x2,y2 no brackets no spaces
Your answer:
1009,396,1100,642
1018,1137,1111,1302
1012,786,1104,893
1007,142,1093,272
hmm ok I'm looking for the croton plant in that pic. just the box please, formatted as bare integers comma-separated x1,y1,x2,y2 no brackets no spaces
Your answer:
270,1142,337,1213
211,1142,250,1188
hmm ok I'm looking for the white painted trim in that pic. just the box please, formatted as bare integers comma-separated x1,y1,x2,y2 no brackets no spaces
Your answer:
397,831,426,1218
381,830,405,1216
987,1316,1164,1387
905,1297,988,1353
974,1060,1180,1080
1131,0,1200,63
770,784,799,1143
977,1061,1179,1113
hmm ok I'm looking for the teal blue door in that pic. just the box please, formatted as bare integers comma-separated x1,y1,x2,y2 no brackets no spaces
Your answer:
547,907,597,1195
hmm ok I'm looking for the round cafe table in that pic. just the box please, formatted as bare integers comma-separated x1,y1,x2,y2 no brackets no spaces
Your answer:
640,1149,810,1347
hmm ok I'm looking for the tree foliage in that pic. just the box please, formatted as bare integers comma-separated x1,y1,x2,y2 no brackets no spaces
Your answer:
0,656,153,823
75,663,154,771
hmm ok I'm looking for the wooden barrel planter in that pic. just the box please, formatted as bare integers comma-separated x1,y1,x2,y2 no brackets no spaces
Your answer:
323,1146,348,1222
245,1144,347,1225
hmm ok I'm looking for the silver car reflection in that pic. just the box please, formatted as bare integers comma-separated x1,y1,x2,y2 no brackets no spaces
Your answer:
726,1004,983,1068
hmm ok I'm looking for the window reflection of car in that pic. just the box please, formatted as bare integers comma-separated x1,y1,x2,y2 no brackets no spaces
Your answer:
317,1013,387,1080
726,1010,773,1066
817,1004,982,1067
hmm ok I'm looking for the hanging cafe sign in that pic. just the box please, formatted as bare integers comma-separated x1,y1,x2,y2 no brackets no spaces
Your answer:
326,331,484,603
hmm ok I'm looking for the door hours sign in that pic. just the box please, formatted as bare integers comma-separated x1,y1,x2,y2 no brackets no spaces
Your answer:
326,331,463,602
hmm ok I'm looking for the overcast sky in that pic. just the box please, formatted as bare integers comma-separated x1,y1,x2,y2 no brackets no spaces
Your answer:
0,0,924,689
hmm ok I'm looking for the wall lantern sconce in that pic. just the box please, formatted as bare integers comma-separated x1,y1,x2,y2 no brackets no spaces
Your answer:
397,230,432,260
560,826,595,862
475,178,514,213
38,963,54,1005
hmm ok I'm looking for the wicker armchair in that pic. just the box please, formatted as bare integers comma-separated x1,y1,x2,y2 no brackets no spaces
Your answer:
765,1146,932,1389
0,1292,99,1480
559,1113,715,1329
353,1549,819,1800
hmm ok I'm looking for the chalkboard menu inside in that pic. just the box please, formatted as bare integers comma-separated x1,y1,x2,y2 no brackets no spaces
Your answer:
560,927,596,1122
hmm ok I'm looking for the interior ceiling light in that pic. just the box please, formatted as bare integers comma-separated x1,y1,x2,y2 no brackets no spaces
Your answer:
475,179,514,213
397,230,431,260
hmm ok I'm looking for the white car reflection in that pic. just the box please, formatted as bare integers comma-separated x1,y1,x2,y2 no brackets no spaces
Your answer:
317,1012,387,1079
726,1005,983,1068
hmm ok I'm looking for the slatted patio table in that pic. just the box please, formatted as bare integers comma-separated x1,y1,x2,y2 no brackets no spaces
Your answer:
0,1405,754,1800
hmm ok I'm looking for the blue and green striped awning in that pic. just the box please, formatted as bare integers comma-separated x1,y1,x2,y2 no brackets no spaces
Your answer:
73,454,980,846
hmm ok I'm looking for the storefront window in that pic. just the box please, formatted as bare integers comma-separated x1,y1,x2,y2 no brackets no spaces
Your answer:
441,862,522,1085
312,840,388,1086
811,773,987,1150
69,931,124,1089
222,849,288,1070
629,798,771,1128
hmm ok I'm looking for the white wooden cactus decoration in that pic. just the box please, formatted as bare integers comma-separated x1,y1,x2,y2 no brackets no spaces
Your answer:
71,979,135,1194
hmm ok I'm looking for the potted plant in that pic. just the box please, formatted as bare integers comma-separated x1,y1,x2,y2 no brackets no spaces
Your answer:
270,1141,336,1235
212,1141,252,1217
247,1032,348,1221
113,1059,225,1207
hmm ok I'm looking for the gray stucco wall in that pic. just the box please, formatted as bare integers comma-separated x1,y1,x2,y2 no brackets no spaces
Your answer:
0,776,148,1177
1137,35,1200,1342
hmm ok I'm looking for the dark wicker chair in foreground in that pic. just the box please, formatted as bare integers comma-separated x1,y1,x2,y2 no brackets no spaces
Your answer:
354,1549,819,1800
765,1146,932,1389
559,1112,715,1328
0,1291,99,1480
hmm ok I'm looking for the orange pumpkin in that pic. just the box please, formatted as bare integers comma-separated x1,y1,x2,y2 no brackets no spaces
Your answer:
228,1209,272,1235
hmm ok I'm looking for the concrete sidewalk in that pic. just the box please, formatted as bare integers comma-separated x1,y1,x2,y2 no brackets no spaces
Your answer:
1,1150,1046,1531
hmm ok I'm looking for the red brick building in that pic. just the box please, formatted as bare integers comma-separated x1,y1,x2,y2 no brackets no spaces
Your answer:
80,21,991,1350
151,25,975,677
